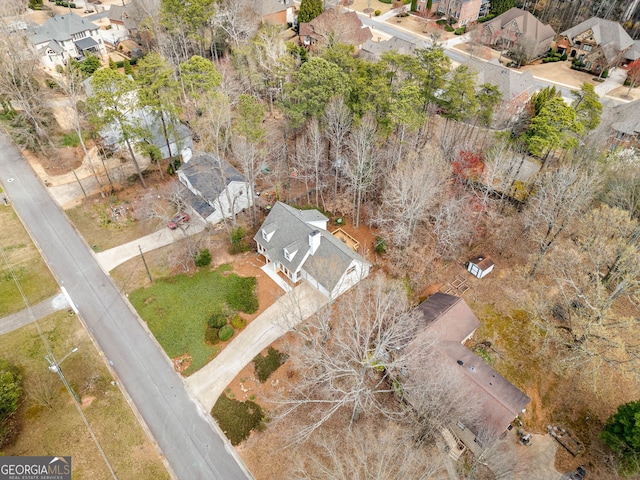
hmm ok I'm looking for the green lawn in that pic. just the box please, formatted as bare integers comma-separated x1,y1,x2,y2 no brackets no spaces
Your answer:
0,206,58,316
129,265,258,375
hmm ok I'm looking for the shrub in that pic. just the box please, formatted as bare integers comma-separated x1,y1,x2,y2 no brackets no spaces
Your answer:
231,314,246,330
229,227,249,254
602,69,609,79
374,9,381,15
208,309,228,329
69,2,75,7
219,325,234,342
205,327,220,344
454,26,466,35
211,395,264,445
436,18,447,25
46,79,58,89
194,248,211,268
445,25,455,32
560,53,567,60
253,347,288,383
62,132,81,147
375,236,387,254
477,13,497,22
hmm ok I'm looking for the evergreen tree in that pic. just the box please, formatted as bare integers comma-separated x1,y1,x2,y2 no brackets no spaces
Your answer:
602,400,640,476
490,0,514,15
298,0,323,24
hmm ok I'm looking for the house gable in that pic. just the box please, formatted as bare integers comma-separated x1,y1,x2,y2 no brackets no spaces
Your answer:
254,202,370,296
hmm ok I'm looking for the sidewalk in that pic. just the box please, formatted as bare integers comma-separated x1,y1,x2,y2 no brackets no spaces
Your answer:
0,292,69,335
186,281,329,412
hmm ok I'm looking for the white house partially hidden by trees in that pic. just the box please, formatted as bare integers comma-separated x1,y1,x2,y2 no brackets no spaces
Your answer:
27,14,106,69
254,202,371,298
178,152,252,225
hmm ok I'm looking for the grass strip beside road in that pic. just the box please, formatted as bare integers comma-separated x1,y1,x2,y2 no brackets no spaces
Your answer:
0,206,58,316
129,265,258,375
0,311,170,479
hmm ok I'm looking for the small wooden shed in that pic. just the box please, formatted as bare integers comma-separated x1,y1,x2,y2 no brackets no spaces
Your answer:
467,256,495,279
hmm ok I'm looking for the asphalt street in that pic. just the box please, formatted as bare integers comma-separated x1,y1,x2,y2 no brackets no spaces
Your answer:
0,130,252,480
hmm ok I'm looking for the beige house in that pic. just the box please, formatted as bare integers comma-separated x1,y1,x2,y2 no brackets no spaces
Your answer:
433,0,483,25
480,8,555,60
558,17,634,73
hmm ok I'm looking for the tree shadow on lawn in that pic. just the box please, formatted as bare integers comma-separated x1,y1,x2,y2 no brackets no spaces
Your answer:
128,264,258,375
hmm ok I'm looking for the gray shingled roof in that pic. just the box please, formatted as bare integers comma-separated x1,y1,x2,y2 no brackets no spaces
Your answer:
626,40,640,61
606,99,640,135
74,36,99,51
360,36,430,60
406,293,531,435
560,17,634,58
28,14,98,46
178,152,246,202
250,0,293,17
254,202,368,293
486,7,556,43
466,58,536,100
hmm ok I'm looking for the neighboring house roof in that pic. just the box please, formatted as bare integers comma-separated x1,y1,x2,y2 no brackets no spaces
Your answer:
178,152,246,203
625,40,640,61
27,13,98,46
407,293,530,435
254,202,369,293
250,0,294,17
604,99,640,136
560,17,634,59
466,58,536,101
299,9,372,47
359,36,430,60
108,1,144,32
484,8,555,44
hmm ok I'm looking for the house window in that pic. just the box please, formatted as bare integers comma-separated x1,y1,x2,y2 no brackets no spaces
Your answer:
583,44,593,52
615,131,626,140
284,248,297,262
261,229,274,242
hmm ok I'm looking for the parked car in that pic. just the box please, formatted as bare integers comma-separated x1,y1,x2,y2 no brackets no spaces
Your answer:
167,213,190,229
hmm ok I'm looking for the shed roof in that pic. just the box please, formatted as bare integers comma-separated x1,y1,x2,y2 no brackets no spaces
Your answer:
468,255,495,271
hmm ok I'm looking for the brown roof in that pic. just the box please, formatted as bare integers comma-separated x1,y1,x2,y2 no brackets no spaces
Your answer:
468,255,494,271
484,7,555,43
406,293,530,436
299,8,372,46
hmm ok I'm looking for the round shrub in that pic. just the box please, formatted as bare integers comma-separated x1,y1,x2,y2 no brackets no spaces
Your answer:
560,53,567,60
208,311,228,329
205,327,220,344
194,248,212,268
374,9,381,15
231,315,246,330
219,326,234,342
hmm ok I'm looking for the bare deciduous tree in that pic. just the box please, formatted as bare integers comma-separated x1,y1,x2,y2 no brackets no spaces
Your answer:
293,420,447,480
344,114,379,228
524,163,602,276
275,275,418,445
322,96,352,197
377,148,449,246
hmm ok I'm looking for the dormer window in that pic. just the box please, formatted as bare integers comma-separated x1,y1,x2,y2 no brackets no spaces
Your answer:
262,228,275,242
284,247,297,262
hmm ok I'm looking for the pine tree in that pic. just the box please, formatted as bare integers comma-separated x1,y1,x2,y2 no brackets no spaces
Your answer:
298,0,323,24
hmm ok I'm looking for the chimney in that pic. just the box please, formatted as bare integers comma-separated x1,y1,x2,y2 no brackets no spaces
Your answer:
309,230,321,255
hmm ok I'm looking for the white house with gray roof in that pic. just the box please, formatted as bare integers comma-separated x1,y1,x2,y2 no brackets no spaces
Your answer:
27,14,105,69
254,202,371,298
178,152,252,225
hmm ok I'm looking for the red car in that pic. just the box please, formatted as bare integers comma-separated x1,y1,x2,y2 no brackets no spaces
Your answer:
167,213,190,229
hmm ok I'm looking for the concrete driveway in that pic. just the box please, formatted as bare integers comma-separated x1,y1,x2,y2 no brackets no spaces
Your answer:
95,218,207,272
187,281,329,412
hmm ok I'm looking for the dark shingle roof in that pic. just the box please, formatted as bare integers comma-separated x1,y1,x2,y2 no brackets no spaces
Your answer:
178,153,246,202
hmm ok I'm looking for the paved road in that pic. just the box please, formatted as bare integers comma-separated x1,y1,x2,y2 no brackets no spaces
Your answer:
188,282,329,412
0,130,252,480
